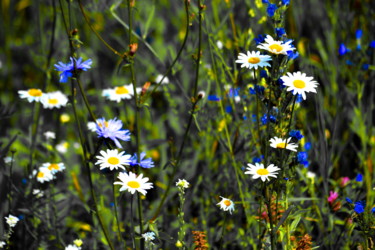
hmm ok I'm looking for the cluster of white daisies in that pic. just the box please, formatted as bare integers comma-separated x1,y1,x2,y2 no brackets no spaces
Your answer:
18,89,68,109
32,162,65,183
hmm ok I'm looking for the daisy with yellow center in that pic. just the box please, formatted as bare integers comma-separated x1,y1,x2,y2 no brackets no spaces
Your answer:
244,162,280,182
33,167,53,183
217,196,235,214
280,71,319,100
95,149,132,171
102,84,134,103
114,172,153,195
269,137,298,152
40,91,68,109
18,88,44,102
235,51,272,70
42,162,65,174
257,35,295,55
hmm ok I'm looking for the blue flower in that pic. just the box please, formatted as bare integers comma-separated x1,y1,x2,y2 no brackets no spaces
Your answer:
275,28,286,37
96,118,131,148
225,105,233,113
277,78,286,89
304,142,312,151
267,4,277,17
252,156,264,163
261,113,276,125
354,200,366,214
252,114,257,122
297,152,309,167
254,34,266,45
207,95,221,101
289,130,303,140
370,41,375,49
362,64,369,70
296,94,303,103
262,0,269,3
356,173,363,182
249,85,265,95
129,152,155,169
54,57,92,83
287,51,299,60
346,60,353,66
338,43,348,56
281,0,290,5
260,70,268,78
355,29,363,39
227,88,240,98
345,197,353,204
371,207,375,214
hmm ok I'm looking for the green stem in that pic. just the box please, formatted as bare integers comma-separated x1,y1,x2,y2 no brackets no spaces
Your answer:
76,77,97,122
219,213,227,250
113,174,126,248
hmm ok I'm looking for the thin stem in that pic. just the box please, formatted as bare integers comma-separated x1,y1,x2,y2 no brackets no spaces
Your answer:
265,187,276,250
218,213,227,250
76,77,97,122
113,174,126,248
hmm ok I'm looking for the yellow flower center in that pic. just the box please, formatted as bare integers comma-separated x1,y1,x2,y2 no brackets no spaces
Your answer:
48,98,58,105
115,86,129,95
223,200,231,207
293,80,306,89
256,168,269,176
108,157,119,165
269,44,283,52
48,164,60,170
248,57,260,64
28,88,43,97
98,121,109,128
276,142,287,148
37,172,44,178
127,181,140,189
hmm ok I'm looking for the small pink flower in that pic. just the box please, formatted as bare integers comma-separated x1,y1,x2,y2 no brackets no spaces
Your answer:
340,177,350,187
328,191,339,204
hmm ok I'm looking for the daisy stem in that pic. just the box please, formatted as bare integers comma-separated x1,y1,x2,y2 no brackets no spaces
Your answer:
218,213,227,250
130,195,137,249
28,101,41,174
76,77,97,122
70,81,115,250
113,174,126,248
265,186,276,250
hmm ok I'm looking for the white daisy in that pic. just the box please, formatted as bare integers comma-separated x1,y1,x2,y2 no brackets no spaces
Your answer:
176,179,190,189
217,196,235,214
33,167,54,183
244,162,280,182
257,35,295,55
142,231,156,242
56,141,69,154
95,149,132,171
0,241,6,248
18,88,44,102
280,71,319,100
102,84,134,102
43,131,56,140
307,171,316,179
155,74,170,85
5,214,19,228
32,189,44,198
41,91,68,109
114,172,153,195
65,245,81,250
269,137,298,152
235,51,272,70
42,162,65,174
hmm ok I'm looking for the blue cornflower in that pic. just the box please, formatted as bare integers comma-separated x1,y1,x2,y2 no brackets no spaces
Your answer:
304,142,312,151
254,34,266,45
297,152,309,167
252,155,264,163
370,41,375,48
289,130,303,140
287,50,299,60
355,29,363,39
249,85,265,95
346,60,354,66
129,152,155,169
371,207,375,214
338,43,348,56
96,117,131,148
296,94,303,103
252,114,257,122
356,173,363,182
354,200,366,214
281,0,290,5
225,105,233,113
262,0,269,3
275,28,286,37
362,64,369,70
260,70,268,78
207,95,221,101
261,113,276,125
267,4,277,17
345,197,353,204
54,57,92,83
228,88,240,98
277,78,286,89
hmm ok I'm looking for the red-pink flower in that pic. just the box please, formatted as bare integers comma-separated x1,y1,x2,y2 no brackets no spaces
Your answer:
328,191,339,204
340,177,350,187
